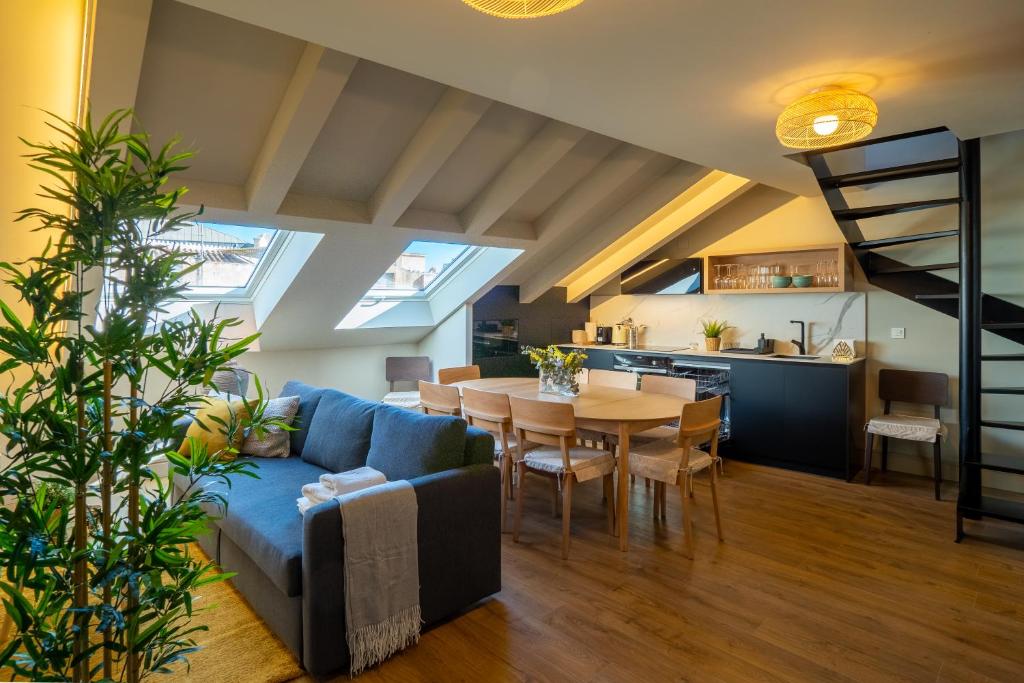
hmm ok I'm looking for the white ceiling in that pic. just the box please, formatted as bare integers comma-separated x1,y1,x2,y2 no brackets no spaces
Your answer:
176,0,1024,196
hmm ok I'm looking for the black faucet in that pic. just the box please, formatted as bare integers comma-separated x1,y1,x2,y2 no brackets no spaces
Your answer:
790,320,806,355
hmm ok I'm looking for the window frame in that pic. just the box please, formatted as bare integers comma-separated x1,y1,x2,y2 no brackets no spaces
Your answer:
361,242,483,303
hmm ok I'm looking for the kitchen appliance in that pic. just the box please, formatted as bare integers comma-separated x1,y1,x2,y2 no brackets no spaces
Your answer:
595,326,613,344
613,353,674,375
620,257,703,295
611,325,628,345
724,333,775,355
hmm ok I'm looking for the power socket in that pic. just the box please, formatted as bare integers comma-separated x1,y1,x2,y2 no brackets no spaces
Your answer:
891,327,906,339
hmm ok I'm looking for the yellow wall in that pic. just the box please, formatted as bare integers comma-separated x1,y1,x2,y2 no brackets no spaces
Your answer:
0,0,87,316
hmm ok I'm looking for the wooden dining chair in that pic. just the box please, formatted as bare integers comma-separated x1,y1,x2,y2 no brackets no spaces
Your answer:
382,356,431,410
462,387,533,532
629,395,724,559
863,368,949,500
418,381,462,417
437,365,481,385
588,368,638,390
634,375,696,442
510,396,616,559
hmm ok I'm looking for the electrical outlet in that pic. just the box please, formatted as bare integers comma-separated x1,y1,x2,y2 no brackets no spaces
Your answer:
891,327,906,339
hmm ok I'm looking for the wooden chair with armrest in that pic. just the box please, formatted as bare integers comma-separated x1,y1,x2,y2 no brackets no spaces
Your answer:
437,365,481,385
629,395,724,558
863,368,949,500
418,380,462,417
511,396,616,559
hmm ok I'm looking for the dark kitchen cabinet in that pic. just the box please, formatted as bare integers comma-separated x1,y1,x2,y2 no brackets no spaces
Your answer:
728,361,786,466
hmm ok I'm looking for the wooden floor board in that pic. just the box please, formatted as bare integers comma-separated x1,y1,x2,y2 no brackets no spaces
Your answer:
293,461,1024,683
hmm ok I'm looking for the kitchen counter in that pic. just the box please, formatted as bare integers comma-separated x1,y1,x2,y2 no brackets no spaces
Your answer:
559,343,865,366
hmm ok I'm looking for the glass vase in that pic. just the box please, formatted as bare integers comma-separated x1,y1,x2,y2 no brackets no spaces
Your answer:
539,368,580,397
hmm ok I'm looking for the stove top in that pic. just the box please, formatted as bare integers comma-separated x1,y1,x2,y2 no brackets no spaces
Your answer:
618,345,691,353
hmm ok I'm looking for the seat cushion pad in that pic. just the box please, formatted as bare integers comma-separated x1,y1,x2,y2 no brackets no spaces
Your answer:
629,441,714,484
524,446,615,482
866,414,946,443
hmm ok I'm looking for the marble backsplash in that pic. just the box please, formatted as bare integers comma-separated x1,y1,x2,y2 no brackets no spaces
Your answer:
590,292,866,356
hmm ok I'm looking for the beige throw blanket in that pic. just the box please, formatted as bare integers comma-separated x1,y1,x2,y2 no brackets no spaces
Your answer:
337,480,420,676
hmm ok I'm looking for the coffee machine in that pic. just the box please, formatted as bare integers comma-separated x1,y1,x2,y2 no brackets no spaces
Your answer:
595,326,613,344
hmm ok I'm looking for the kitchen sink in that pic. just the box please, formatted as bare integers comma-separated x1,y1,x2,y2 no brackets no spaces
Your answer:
769,354,821,360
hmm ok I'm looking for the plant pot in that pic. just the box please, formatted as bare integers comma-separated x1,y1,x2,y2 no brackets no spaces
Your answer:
705,337,722,352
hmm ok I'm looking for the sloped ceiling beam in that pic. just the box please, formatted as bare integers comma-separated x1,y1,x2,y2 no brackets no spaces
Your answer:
370,88,492,226
518,162,710,304
245,44,358,215
461,120,586,237
562,172,756,302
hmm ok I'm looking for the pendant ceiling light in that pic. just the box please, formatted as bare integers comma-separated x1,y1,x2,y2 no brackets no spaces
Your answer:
461,0,585,19
775,86,878,150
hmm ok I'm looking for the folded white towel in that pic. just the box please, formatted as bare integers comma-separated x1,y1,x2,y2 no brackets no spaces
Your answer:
297,496,314,516
319,466,387,495
302,482,335,505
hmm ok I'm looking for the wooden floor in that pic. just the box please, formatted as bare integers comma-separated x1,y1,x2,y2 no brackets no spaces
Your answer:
289,461,1024,683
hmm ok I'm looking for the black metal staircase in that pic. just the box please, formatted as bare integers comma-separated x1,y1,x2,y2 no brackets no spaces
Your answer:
803,127,1024,541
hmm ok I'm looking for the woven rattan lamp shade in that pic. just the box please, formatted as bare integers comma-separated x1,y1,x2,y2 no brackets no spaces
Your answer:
775,87,878,150
461,0,585,19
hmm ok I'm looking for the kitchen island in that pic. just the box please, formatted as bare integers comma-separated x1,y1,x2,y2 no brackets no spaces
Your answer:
560,344,866,480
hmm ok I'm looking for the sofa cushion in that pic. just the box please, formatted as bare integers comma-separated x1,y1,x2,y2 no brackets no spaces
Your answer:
301,389,377,472
365,403,467,481
281,381,325,457
201,456,329,597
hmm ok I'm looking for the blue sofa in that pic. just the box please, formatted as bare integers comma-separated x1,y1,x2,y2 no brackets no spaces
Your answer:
172,381,501,676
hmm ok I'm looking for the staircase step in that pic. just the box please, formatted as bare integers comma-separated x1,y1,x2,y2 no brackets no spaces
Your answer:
819,158,960,188
983,322,1024,330
982,354,1024,361
915,293,959,300
958,495,1024,525
981,387,1024,395
804,126,950,154
869,261,959,274
852,229,959,250
964,454,1024,475
981,420,1024,431
834,198,960,221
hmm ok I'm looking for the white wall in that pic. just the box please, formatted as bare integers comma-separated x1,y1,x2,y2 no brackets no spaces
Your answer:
416,305,470,379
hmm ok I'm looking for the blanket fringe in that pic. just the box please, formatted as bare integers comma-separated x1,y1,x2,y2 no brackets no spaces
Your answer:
347,604,422,677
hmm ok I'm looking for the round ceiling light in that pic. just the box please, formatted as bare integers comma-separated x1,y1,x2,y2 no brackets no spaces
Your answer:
461,0,585,19
775,86,878,150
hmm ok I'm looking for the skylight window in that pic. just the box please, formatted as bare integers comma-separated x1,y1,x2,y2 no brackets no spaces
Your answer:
365,241,477,299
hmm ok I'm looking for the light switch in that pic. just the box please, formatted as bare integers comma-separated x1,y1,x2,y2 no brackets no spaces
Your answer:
891,327,906,339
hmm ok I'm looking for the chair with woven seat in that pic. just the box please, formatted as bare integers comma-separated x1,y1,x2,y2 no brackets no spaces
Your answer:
511,396,616,559
382,356,431,410
437,364,481,385
629,395,724,558
862,368,949,500
462,387,537,532
418,380,462,417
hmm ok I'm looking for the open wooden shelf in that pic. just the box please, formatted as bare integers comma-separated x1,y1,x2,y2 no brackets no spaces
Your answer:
704,243,855,294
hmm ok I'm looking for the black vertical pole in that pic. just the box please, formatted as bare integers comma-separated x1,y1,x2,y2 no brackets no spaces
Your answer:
958,138,982,512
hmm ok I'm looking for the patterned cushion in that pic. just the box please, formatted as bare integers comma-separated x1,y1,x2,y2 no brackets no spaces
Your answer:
495,434,538,461
866,414,947,443
629,440,714,485
524,446,615,482
632,424,678,442
381,391,421,410
241,395,300,457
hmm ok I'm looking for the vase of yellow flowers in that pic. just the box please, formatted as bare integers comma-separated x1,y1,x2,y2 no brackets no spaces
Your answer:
523,345,587,396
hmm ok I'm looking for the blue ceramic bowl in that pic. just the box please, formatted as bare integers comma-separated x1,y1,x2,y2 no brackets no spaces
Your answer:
793,275,814,288
771,275,792,288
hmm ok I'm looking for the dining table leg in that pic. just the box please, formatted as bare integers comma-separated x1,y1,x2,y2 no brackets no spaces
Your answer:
617,422,630,552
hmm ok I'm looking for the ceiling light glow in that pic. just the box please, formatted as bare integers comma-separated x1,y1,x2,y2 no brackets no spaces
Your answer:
461,0,585,19
776,86,878,149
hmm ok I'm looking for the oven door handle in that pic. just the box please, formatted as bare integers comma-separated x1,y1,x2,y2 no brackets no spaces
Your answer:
613,365,668,374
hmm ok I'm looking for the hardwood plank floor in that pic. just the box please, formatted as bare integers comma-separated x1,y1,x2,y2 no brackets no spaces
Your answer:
297,462,1024,683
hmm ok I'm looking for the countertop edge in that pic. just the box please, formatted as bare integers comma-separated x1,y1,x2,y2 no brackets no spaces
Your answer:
558,343,867,367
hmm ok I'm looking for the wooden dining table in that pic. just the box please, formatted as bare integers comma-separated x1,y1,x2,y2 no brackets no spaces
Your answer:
454,377,688,552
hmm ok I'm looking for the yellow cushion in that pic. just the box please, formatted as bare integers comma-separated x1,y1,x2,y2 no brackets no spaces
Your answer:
179,398,250,460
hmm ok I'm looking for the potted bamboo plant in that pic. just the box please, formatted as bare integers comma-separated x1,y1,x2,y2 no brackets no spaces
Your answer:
0,110,279,682
700,319,731,352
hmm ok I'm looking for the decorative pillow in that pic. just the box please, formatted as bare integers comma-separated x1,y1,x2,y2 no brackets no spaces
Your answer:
241,395,300,457
179,397,250,461
365,403,467,481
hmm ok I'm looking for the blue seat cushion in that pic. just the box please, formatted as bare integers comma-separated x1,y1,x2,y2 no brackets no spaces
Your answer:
280,380,325,457
365,403,467,481
202,457,329,597
301,389,376,472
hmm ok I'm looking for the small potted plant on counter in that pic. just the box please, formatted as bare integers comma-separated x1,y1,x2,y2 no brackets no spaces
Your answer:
523,345,587,396
700,319,732,352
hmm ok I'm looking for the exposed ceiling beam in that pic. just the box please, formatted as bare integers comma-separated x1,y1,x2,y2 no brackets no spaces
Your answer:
87,0,153,120
245,44,358,215
460,120,586,238
370,87,492,227
518,162,710,304
562,172,756,302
